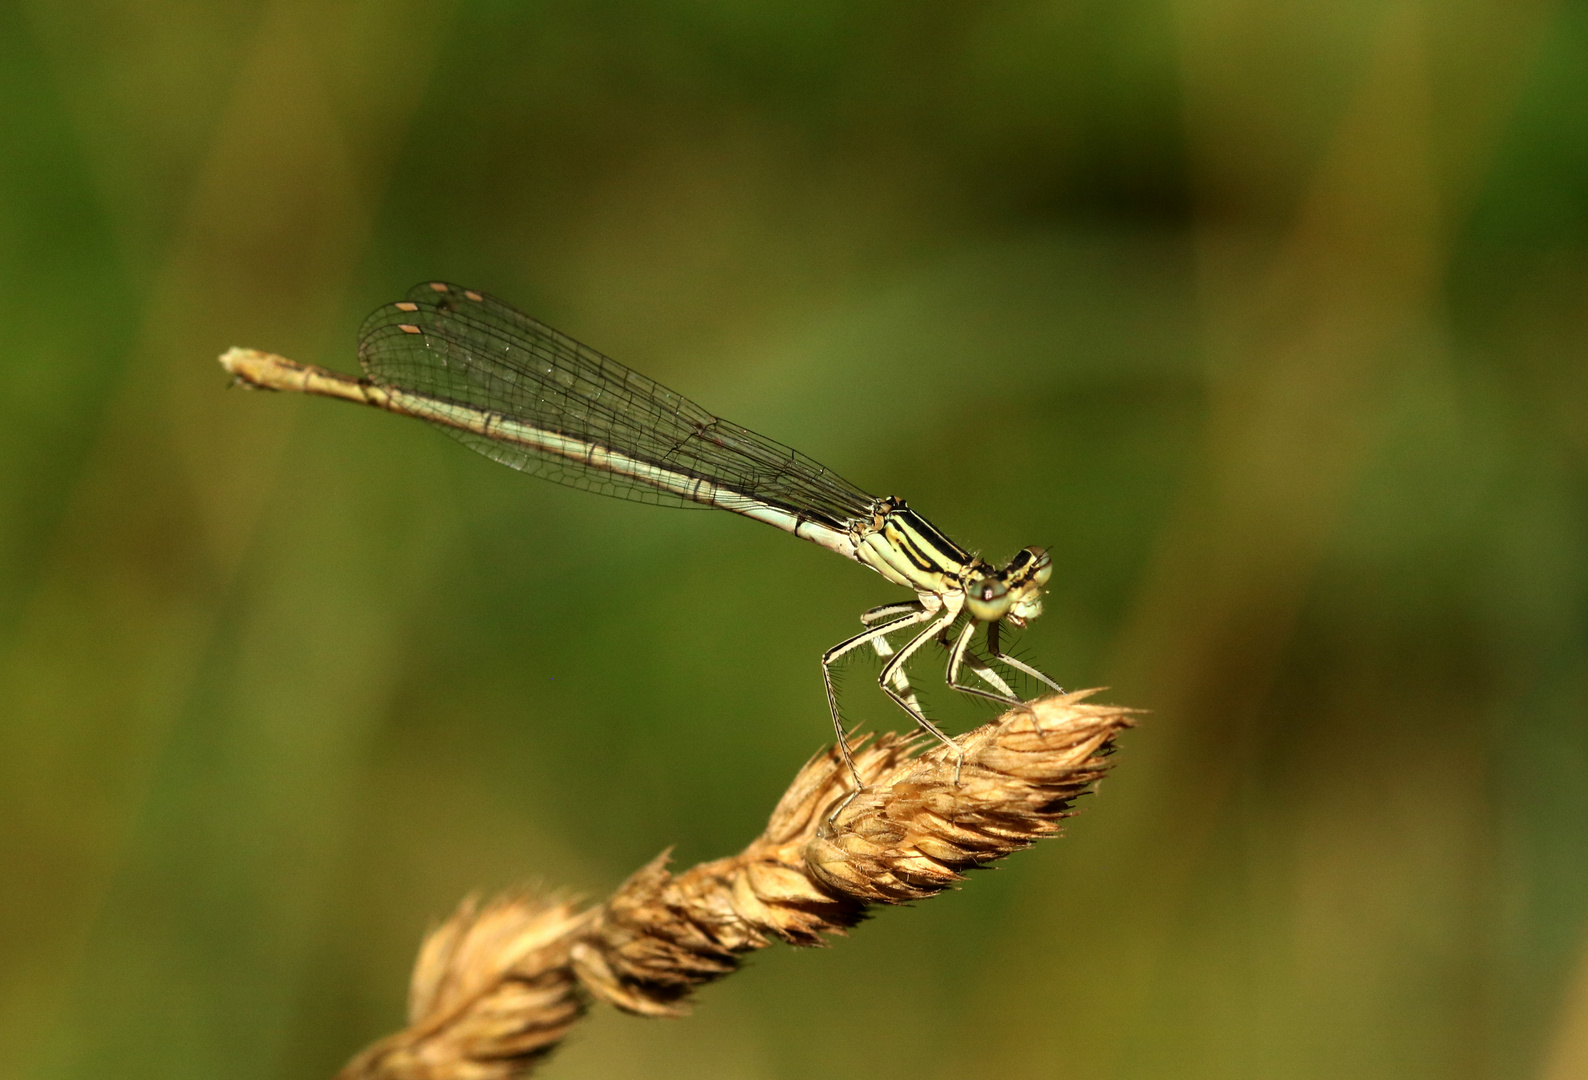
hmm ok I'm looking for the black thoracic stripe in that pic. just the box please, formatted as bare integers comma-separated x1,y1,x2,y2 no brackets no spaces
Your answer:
902,509,971,562
889,509,972,572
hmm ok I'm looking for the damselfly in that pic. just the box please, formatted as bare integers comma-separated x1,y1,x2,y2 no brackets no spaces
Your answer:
220,282,1061,789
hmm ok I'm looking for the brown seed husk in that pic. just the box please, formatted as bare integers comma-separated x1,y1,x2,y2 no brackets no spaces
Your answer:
336,691,1132,1080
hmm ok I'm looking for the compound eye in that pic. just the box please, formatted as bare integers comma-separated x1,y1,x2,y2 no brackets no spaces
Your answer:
965,577,1011,622
1026,546,1052,587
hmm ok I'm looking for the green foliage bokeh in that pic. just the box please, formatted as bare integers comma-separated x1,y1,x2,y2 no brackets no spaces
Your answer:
2,2,1586,1079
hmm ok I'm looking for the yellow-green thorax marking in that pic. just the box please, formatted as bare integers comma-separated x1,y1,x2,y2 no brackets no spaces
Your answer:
853,497,1051,623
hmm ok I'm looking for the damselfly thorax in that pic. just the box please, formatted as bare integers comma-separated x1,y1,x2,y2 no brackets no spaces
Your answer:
219,281,1062,794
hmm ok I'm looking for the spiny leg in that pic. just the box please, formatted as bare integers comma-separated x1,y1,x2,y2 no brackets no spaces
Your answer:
865,601,926,713
877,606,967,781
945,618,1020,704
872,635,922,715
862,601,923,627
873,603,1010,709
822,606,936,792
986,620,1065,697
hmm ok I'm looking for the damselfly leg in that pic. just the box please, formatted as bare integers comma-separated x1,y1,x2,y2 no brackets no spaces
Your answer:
821,605,938,788
945,619,1021,704
985,620,1064,696
863,601,927,713
874,607,966,781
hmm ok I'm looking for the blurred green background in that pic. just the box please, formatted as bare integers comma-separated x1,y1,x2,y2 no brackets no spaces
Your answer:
2,1,1586,1078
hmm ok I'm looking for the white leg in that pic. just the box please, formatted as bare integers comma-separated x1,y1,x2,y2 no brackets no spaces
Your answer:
863,601,925,712
822,607,936,790
877,607,966,780
986,620,1064,696
945,618,1019,703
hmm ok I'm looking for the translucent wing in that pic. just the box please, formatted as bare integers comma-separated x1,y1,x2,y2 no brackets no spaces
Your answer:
357,282,875,525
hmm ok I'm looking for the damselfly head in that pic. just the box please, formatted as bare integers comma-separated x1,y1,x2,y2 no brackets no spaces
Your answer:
997,545,1051,625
